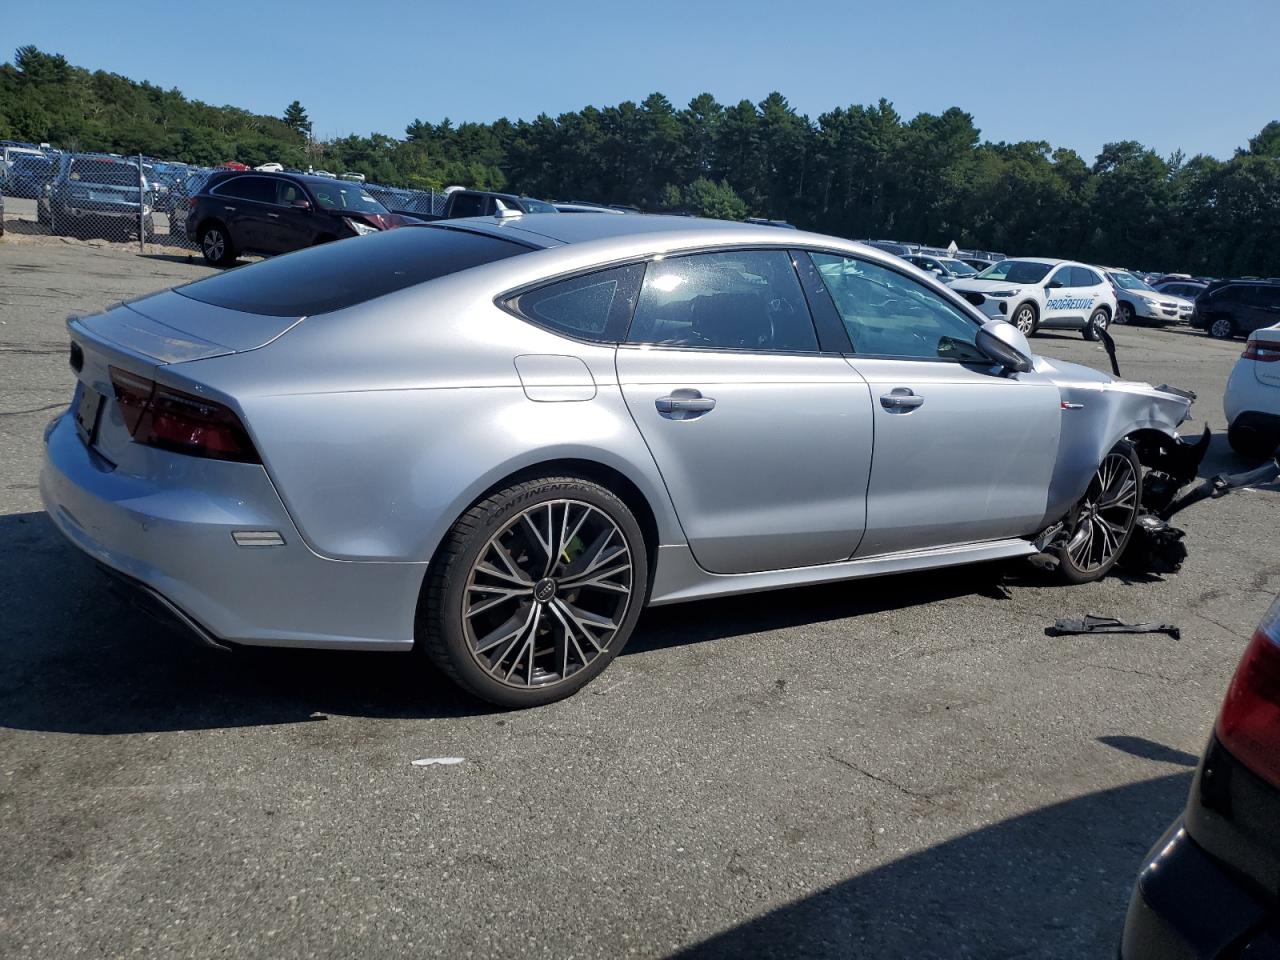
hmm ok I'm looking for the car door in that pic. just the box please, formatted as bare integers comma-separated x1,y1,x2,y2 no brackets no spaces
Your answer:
211,175,275,251
261,177,316,253
805,251,1062,556
1241,286,1280,333
615,248,874,575
1041,265,1085,328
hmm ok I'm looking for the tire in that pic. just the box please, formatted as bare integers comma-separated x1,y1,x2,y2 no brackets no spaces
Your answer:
1011,302,1038,336
1056,442,1142,584
419,476,649,708
1228,421,1280,460
1082,308,1110,341
1208,315,1236,340
198,222,235,266
1116,302,1136,326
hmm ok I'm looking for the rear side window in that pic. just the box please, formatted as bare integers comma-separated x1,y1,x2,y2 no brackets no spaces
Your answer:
177,226,531,316
213,176,275,203
449,193,488,218
1074,267,1102,286
628,250,819,352
505,264,644,342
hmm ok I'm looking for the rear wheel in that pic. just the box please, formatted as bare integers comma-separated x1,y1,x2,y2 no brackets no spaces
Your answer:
1209,316,1236,340
1056,443,1142,584
1083,308,1110,341
419,476,648,708
1228,421,1280,460
199,222,235,266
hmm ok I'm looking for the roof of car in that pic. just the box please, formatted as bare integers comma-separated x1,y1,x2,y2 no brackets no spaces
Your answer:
446,211,812,248
1007,256,1066,266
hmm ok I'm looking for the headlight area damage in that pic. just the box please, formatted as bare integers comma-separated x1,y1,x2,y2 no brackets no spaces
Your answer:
1028,357,1279,577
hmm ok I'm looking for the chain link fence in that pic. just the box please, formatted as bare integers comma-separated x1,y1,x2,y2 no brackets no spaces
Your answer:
1,146,444,256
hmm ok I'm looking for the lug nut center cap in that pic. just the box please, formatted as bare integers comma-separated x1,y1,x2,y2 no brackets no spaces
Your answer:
534,578,558,603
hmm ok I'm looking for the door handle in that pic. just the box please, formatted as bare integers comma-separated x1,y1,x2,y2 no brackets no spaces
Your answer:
223,205,236,212
880,388,924,412
655,389,716,418
267,212,279,218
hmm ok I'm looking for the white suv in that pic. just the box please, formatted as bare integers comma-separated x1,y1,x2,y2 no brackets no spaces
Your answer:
950,258,1118,340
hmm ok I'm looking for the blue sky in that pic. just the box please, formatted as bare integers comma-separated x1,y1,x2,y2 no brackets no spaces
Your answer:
8,0,1278,161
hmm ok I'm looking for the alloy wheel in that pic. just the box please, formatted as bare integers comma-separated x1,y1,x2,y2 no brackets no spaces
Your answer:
202,229,225,262
1064,453,1139,572
1116,303,1134,325
1210,317,1234,339
461,499,634,688
1013,306,1035,335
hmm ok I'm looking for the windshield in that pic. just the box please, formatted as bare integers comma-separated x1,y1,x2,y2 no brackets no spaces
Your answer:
521,198,558,213
975,260,1052,284
67,158,141,187
307,181,389,214
11,155,51,173
1111,271,1155,292
941,258,978,276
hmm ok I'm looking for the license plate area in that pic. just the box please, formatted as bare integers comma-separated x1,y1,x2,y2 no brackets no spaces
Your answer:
74,383,104,446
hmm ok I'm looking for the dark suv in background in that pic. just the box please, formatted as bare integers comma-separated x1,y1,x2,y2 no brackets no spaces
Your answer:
38,154,156,241
186,171,421,265
1192,280,1280,339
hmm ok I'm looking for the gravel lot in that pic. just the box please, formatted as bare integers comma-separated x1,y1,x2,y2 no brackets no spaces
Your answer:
1,235,1275,959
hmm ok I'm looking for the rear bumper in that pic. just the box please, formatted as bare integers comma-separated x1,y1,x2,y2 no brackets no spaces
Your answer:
1121,821,1277,959
40,412,422,650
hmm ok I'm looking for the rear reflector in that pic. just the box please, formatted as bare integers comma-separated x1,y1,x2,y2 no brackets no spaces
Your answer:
108,366,259,463
1242,342,1280,362
1216,596,1280,788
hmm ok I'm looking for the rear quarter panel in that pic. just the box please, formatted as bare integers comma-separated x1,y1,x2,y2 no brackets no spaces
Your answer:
176,272,684,563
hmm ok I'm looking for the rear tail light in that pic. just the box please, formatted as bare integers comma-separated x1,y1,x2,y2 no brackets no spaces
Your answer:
1242,342,1280,362
187,197,197,210
1216,596,1280,788
108,366,259,463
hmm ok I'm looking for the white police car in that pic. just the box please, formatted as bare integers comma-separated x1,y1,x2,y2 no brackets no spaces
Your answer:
949,257,1118,340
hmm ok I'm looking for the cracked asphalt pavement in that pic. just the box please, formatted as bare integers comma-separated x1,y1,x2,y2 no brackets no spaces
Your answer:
1,237,1276,959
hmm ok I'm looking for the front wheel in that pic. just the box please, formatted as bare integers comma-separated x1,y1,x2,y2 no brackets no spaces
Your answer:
1056,443,1142,584
1082,308,1110,341
419,476,649,708
1011,303,1038,336
1115,302,1136,326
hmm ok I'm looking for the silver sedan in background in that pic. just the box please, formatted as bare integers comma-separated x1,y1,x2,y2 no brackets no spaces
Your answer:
42,214,1193,706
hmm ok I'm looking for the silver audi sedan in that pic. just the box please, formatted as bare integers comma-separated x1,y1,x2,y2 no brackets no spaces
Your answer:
42,214,1194,706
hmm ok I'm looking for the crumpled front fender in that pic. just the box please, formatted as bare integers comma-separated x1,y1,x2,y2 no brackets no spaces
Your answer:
1035,358,1194,527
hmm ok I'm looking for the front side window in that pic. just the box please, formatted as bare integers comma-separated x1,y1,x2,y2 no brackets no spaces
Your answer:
1046,266,1073,288
275,179,306,206
627,250,818,352
506,264,644,341
809,253,986,362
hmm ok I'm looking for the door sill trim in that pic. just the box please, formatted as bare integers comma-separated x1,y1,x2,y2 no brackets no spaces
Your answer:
648,538,1034,606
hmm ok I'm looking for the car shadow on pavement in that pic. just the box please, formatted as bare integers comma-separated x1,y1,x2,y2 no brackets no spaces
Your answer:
1,510,1022,734
0,511,489,734
674,771,1192,959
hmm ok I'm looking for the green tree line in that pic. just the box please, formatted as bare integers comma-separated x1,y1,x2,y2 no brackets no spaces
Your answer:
3,45,1278,275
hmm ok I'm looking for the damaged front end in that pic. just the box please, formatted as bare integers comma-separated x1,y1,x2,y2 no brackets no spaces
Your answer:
1028,354,1277,576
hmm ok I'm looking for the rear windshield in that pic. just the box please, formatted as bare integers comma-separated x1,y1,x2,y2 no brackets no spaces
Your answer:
176,226,532,316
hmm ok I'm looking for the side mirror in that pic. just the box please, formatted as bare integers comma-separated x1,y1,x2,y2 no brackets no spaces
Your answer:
291,199,311,210
1045,280,1063,290
976,320,1033,373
